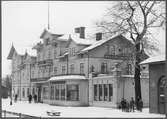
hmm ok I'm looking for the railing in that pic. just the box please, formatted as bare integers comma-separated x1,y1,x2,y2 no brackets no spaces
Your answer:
104,54,132,60
2,110,41,118
38,59,53,66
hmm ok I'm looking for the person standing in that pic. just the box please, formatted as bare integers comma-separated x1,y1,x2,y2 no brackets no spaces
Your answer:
28,94,32,103
139,99,143,112
130,97,135,112
121,98,124,112
14,94,18,103
33,94,37,103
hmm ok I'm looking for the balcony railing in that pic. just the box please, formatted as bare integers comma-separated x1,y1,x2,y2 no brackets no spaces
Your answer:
104,54,132,60
37,59,53,66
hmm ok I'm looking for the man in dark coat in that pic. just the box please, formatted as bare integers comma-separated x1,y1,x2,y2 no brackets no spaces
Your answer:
138,99,143,112
33,94,37,103
28,94,32,103
14,94,18,103
130,97,135,112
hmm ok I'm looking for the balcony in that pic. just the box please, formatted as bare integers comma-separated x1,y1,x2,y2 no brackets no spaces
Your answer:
104,54,132,60
37,59,53,66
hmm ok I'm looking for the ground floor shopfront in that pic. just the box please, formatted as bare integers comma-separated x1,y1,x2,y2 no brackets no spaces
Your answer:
12,74,149,108
89,75,149,108
33,75,89,106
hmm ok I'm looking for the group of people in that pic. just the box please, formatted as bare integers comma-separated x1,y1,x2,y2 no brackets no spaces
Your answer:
119,97,143,112
14,94,38,103
28,94,37,103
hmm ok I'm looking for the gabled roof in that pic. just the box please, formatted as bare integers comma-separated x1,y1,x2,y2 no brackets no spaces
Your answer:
7,45,36,60
40,28,63,39
140,55,165,65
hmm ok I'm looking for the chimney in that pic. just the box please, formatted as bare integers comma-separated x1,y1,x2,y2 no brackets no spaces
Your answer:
96,32,102,41
74,27,85,39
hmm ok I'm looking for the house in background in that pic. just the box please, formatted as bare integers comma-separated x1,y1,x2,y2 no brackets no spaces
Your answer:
141,55,166,114
7,26,149,107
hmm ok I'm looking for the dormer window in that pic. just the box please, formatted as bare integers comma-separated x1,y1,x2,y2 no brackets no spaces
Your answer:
45,38,49,45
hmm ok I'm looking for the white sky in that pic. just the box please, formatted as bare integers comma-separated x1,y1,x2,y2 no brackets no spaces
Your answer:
2,1,165,77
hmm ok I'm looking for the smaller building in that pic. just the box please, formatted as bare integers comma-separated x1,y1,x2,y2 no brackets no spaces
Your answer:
141,55,166,114
32,75,89,106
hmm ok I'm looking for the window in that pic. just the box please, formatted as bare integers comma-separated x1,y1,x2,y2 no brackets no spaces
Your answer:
62,66,66,75
93,84,113,102
55,84,59,100
109,84,113,101
80,63,84,74
48,50,51,59
127,64,132,74
94,85,98,101
60,84,65,100
104,84,108,101
101,63,107,74
67,84,79,101
54,50,57,59
54,67,57,75
50,85,54,100
109,45,115,55
42,51,45,60
70,64,74,74
27,88,29,96
72,48,75,56
43,86,49,99
99,85,103,101
32,71,34,78
22,88,25,97
45,38,49,45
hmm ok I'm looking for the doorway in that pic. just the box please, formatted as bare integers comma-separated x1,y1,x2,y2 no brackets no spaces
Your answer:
158,76,166,114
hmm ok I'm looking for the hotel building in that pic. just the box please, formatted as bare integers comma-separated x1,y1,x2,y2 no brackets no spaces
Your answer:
8,27,149,107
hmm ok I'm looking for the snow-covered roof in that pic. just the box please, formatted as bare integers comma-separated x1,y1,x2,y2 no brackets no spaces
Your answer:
81,34,120,53
49,75,87,81
70,33,95,45
16,46,37,57
140,55,165,65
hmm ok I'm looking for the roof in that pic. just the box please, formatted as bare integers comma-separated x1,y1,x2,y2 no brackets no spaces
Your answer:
80,34,121,53
70,33,95,45
49,75,87,81
40,28,63,39
7,45,16,59
7,45,37,60
140,55,165,65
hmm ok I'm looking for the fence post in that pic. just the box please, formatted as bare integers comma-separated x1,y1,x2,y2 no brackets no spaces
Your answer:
19,113,21,119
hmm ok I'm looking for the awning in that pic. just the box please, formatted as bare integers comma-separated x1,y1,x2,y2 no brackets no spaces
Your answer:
49,75,87,82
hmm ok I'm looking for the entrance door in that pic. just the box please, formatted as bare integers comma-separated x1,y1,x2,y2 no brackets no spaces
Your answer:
158,76,166,114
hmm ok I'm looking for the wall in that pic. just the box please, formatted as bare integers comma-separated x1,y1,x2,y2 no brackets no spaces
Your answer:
117,77,149,107
149,63,165,113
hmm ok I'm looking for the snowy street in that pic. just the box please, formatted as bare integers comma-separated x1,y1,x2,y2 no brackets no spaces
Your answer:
2,98,165,118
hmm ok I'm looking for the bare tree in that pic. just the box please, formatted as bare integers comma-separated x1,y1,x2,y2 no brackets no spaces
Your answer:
96,1,165,110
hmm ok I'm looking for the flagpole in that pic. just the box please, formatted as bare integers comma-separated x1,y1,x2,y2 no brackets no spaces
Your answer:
47,0,50,30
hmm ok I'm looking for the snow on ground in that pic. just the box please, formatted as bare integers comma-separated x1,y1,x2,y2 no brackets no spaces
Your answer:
2,98,165,118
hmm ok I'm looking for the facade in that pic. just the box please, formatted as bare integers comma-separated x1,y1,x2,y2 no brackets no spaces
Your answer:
8,27,149,107
141,55,166,114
